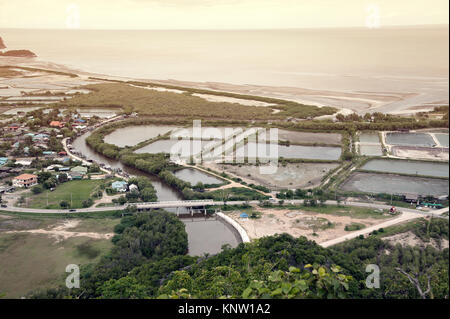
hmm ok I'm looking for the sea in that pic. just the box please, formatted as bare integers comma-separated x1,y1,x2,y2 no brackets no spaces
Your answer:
0,26,448,111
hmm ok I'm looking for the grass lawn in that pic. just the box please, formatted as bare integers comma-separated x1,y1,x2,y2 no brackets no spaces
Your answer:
0,215,118,298
26,180,104,209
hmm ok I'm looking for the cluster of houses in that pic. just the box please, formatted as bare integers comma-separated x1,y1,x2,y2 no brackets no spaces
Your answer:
45,164,94,181
49,118,87,130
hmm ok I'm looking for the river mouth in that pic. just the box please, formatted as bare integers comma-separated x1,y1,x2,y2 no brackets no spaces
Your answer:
72,132,241,256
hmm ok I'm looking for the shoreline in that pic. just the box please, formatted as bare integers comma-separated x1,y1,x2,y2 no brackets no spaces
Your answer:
0,56,447,116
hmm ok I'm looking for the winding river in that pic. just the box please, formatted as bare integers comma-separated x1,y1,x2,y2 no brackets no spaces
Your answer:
72,132,241,256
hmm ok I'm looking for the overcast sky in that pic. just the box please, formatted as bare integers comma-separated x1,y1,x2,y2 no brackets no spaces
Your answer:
0,0,448,29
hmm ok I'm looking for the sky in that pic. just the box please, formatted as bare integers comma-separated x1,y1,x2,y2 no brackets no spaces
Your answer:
0,0,448,29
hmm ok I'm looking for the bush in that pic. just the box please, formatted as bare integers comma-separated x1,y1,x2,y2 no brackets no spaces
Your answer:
82,198,94,208
60,200,70,209
31,185,44,194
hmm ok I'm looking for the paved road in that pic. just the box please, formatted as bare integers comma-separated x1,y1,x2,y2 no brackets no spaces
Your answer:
2,198,448,217
2,198,448,249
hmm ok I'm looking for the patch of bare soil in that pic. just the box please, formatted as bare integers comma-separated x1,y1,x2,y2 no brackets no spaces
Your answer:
5,220,114,243
383,231,449,250
0,218,44,231
227,208,389,244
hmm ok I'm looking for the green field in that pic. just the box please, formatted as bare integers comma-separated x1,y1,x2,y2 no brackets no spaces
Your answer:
0,215,118,298
26,180,104,209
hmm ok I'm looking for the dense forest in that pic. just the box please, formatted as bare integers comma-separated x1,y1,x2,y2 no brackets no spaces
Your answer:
28,213,449,299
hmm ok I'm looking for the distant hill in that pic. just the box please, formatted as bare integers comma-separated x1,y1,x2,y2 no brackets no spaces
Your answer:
0,49,37,57
0,36,6,49
0,36,36,57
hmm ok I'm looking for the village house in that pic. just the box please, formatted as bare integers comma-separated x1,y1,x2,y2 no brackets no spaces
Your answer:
129,184,139,193
71,165,88,174
0,157,8,167
111,180,128,192
7,123,20,131
69,171,84,180
12,173,38,188
49,121,65,128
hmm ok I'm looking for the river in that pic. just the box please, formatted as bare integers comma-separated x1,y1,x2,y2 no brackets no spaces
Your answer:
72,132,241,256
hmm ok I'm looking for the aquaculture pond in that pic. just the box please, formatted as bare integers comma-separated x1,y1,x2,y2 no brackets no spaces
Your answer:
361,159,449,178
359,132,380,143
235,142,341,161
173,168,224,186
359,145,383,156
135,139,218,156
385,132,436,147
341,172,449,197
104,125,179,147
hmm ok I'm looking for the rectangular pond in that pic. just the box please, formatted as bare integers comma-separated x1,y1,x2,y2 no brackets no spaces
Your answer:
361,159,449,178
341,172,449,197
385,132,436,147
173,168,224,186
359,132,380,144
235,142,341,161
265,130,342,145
135,139,218,156
104,125,180,147
359,144,383,156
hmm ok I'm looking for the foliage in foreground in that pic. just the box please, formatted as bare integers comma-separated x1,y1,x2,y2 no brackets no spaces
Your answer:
28,215,449,299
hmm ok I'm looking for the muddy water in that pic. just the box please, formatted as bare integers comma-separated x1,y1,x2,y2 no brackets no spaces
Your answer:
174,168,224,185
183,218,241,256
72,132,240,255
362,159,449,178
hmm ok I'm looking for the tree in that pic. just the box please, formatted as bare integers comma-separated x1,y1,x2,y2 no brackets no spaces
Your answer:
60,200,70,209
37,172,52,184
82,198,94,208
58,173,68,184
100,277,148,299
140,187,157,202
31,185,44,194
43,177,57,189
